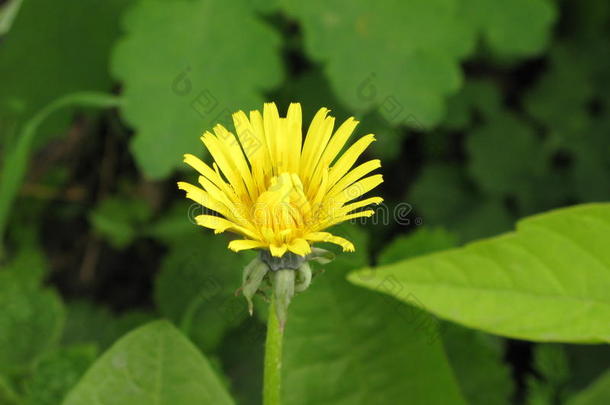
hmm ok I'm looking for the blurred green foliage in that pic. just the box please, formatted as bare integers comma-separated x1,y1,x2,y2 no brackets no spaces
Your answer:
0,0,608,403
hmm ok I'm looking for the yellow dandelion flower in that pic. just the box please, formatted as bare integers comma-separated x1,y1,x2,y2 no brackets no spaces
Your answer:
178,102,383,257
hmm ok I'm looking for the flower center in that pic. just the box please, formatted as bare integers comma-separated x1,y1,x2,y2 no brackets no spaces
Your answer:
252,173,311,238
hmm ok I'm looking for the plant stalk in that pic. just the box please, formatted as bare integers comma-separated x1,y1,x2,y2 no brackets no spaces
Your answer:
263,293,283,405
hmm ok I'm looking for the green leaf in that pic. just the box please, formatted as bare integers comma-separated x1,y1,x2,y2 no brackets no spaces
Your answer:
443,324,513,405
89,195,152,249
281,0,472,127
408,164,513,242
350,203,610,343
567,369,610,405
451,199,513,243
282,225,466,404
378,227,458,265
61,301,153,351
0,0,129,138
62,321,234,405
467,111,545,196
0,375,21,405
216,319,266,405
525,44,594,141
526,344,571,405
409,163,474,226
0,269,65,374
112,0,283,178
442,79,503,130
280,0,556,128
465,0,556,58
24,345,98,405
2,244,47,287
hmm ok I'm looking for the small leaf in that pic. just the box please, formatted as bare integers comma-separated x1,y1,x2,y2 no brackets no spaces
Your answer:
408,164,513,242
62,321,235,405
467,111,545,196
89,195,152,249
350,203,610,343
465,0,557,57
24,345,98,405
442,79,503,130
526,344,571,405
0,375,21,405
0,267,65,374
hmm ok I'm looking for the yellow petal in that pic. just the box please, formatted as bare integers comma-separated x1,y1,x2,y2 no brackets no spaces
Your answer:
177,181,233,219
228,239,266,252
195,215,258,240
328,134,376,187
328,159,381,198
321,209,376,229
263,102,281,173
335,174,383,205
200,131,250,203
337,196,384,216
304,232,355,252
318,117,359,168
287,238,311,256
270,244,288,257
285,103,302,172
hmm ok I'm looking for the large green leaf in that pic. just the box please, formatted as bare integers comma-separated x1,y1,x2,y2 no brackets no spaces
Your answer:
350,203,610,343
282,225,466,404
112,0,283,178
62,321,234,405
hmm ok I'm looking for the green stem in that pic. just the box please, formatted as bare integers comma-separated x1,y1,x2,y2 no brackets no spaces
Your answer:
263,294,283,405
0,92,122,259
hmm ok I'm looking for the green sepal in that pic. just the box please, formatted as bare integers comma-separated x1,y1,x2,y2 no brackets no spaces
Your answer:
241,257,269,315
